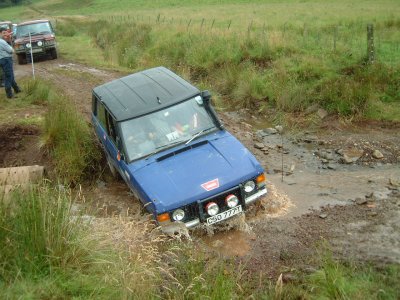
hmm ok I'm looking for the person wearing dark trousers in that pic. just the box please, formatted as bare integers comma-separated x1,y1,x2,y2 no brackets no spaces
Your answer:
0,28,21,99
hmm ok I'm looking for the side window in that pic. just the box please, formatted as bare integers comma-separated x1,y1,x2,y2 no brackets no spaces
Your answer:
97,100,107,130
106,112,117,143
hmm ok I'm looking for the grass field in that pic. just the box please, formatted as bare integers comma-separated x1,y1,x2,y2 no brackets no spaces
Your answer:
1,1,400,298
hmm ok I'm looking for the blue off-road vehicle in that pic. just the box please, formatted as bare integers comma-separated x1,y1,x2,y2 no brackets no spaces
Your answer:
92,67,267,231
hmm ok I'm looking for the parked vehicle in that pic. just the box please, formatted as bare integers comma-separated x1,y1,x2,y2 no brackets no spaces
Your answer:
91,67,267,231
13,19,57,65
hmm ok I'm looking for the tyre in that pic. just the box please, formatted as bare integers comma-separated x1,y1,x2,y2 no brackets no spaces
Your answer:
17,54,27,65
50,48,58,60
106,155,119,178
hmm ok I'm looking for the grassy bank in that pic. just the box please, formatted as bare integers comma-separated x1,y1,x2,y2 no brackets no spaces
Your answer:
54,16,400,123
1,1,399,122
1,184,399,299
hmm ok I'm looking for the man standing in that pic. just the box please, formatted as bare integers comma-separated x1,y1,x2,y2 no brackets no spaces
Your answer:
0,28,21,98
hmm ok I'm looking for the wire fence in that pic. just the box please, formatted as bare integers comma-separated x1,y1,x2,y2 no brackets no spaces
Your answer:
99,14,400,66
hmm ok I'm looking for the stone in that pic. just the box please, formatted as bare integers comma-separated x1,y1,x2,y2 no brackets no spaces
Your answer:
342,149,363,162
341,154,353,164
371,190,390,201
319,213,328,219
327,164,337,170
305,103,319,114
372,150,384,159
336,148,344,156
96,179,106,189
317,108,328,119
282,273,298,283
265,128,278,135
355,197,367,205
275,125,284,133
254,142,265,149
389,177,400,187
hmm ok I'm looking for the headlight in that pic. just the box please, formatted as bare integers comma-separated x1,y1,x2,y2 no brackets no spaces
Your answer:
172,209,185,221
206,202,219,216
225,194,239,208
26,43,31,48
243,180,256,193
37,41,43,46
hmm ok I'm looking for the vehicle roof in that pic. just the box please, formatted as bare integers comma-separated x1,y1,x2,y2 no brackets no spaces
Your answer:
18,19,50,26
93,67,200,121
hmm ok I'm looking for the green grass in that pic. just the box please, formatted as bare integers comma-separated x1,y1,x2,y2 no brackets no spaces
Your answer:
3,1,399,121
41,85,101,184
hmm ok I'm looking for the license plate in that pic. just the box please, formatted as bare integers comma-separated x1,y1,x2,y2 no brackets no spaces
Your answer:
31,48,43,53
206,205,242,225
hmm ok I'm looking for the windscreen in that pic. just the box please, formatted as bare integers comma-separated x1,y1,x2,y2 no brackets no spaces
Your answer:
120,96,216,162
16,22,53,38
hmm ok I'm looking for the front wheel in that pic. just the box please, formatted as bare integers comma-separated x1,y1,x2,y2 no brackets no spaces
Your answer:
17,54,27,65
50,48,58,60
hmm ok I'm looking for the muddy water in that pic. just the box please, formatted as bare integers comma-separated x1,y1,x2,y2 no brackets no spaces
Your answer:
202,230,252,257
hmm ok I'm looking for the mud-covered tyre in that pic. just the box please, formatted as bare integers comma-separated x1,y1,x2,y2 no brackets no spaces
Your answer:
17,54,27,65
50,48,58,60
106,155,118,178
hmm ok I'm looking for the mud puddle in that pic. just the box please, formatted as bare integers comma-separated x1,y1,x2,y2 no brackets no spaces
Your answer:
0,124,44,168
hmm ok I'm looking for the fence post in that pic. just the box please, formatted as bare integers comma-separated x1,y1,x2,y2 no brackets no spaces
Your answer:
187,19,192,31
156,14,160,24
333,25,338,52
367,24,375,63
201,18,205,29
227,20,232,30
211,19,215,30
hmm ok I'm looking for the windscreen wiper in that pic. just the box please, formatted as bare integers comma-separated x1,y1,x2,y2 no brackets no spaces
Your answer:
185,127,215,145
144,140,183,160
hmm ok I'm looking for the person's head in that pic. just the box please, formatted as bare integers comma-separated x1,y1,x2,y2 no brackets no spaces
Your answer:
0,28,8,39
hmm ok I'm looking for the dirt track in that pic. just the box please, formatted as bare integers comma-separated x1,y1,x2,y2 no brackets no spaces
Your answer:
6,59,400,276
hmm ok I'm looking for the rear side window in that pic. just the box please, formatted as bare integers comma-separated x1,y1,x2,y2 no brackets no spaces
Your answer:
97,100,107,130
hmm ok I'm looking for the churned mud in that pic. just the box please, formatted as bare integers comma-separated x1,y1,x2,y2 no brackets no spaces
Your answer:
8,59,400,277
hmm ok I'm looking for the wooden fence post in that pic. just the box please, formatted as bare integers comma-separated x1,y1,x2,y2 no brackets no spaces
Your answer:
333,25,338,52
367,24,375,63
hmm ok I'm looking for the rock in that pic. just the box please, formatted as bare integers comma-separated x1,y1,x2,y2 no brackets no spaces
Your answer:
303,266,318,274
212,240,224,248
342,149,363,162
255,130,267,138
340,154,354,164
321,158,329,164
371,190,390,201
318,193,330,196
303,135,317,143
282,273,298,283
317,108,328,119
355,197,367,205
319,213,328,219
325,153,334,160
96,179,106,189
254,142,265,149
265,128,278,135
327,164,337,170
372,150,384,159
275,125,283,133
369,211,378,217
336,148,344,156
389,177,400,187
305,103,319,114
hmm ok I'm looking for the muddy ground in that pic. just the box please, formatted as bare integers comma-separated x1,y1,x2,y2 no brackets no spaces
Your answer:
2,59,399,278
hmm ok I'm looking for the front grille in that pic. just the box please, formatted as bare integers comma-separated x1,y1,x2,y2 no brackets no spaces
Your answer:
198,186,242,221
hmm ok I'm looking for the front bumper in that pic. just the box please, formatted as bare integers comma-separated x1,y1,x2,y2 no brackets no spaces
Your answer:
183,186,267,228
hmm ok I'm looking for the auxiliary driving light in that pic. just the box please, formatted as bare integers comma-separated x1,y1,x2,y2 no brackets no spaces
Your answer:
225,194,239,208
37,41,43,46
206,202,219,216
243,180,256,193
26,43,31,48
172,209,185,221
